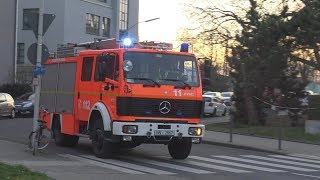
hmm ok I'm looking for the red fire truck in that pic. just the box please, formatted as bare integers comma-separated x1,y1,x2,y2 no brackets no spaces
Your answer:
40,38,204,159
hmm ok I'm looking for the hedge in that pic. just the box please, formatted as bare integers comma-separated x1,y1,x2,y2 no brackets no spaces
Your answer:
0,83,32,99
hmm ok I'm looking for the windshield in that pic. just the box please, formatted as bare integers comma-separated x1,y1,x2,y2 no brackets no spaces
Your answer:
221,92,233,97
123,52,200,87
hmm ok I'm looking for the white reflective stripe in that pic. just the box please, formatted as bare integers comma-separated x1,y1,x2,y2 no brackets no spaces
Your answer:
292,173,320,179
270,155,320,164
123,157,213,174
59,154,144,174
81,155,175,175
290,154,320,161
189,156,285,172
243,155,320,169
213,156,318,172
184,159,251,173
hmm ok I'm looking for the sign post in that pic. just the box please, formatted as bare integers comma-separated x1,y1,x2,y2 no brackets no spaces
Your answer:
32,0,44,155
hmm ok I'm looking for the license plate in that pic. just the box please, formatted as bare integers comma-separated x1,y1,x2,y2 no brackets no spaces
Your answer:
154,130,175,136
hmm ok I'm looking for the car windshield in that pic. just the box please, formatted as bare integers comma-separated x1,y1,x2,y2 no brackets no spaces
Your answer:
16,92,32,100
123,52,200,87
221,93,232,97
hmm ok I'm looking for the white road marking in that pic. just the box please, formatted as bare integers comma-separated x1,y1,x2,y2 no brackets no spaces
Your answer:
81,155,175,175
183,159,251,173
290,154,320,161
270,155,320,164
189,156,285,173
123,157,214,174
292,173,320,179
213,155,318,172
59,154,145,174
243,155,320,169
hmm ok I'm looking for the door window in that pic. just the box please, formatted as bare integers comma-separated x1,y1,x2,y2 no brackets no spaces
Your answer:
94,53,119,81
81,57,94,81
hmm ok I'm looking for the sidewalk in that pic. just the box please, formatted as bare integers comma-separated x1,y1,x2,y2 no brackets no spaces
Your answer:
203,130,320,157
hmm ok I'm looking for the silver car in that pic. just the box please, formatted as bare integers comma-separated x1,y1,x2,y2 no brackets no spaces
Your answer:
0,93,15,119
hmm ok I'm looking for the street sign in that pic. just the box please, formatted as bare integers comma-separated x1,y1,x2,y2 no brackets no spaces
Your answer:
23,11,55,38
27,43,49,65
34,66,46,76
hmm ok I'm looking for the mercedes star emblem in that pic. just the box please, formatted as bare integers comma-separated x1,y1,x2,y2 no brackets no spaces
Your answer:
159,101,171,114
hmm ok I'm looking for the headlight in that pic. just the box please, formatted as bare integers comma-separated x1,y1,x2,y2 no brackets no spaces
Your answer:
23,102,33,108
122,125,138,134
188,127,203,136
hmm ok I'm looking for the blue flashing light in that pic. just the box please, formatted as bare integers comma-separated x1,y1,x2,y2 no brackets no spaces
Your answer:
145,111,152,115
180,43,189,52
176,111,183,116
123,38,133,47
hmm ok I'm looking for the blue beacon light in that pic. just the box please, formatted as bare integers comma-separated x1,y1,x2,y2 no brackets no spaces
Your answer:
123,38,133,47
180,43,189,52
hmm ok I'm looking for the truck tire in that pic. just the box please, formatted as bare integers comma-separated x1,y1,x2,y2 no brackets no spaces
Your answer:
168,138,192,159
53,119,79,147
92,119,115,158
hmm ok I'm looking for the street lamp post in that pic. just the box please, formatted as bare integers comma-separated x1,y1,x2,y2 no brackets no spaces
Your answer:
123,17,160,39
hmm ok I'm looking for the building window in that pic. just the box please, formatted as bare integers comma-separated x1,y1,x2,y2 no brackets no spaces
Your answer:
119,0,128,38
23,8,39,30
17,43,25,64
86,13,100,35
102,17,110,37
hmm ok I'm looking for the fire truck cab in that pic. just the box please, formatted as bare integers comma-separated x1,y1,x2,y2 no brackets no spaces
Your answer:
40,39,204,159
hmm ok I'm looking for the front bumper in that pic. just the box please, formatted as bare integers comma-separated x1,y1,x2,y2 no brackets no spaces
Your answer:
112,121,205,138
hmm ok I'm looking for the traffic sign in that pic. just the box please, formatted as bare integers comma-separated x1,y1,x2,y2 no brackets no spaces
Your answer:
34,66,46,76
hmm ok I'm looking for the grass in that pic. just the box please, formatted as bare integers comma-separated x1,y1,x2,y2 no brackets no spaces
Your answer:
206,122,320,144
0,162,49,180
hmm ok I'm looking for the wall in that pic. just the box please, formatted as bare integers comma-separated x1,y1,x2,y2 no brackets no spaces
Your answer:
0,0,17,84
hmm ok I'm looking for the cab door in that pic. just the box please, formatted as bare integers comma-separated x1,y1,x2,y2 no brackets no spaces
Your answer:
77,56,96,121
95,52,120,117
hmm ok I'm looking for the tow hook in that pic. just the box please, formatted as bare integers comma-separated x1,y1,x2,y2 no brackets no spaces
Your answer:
178,132,183,139
146,131,152,138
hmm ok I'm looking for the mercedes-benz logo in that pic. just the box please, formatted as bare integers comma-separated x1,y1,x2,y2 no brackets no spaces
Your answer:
159,101,171,114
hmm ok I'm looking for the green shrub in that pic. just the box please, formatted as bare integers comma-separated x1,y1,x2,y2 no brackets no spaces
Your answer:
0,83,32,99
307,95,320,120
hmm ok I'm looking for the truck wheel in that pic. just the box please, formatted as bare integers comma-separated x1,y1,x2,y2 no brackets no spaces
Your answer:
168,138,192,159
92,119,115,158
53,119,79,147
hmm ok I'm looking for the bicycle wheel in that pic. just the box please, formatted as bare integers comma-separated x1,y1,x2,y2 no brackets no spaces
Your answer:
37,135,50,150
27,131,34,150
37,128,51,150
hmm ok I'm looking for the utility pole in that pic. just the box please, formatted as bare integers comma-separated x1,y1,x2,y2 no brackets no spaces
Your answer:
32,0,44,153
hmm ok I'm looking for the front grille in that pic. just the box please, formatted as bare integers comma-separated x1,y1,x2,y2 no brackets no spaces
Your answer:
117,97,202,118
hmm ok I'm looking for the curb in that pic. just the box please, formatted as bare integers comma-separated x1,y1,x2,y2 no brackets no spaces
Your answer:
202,140,288,155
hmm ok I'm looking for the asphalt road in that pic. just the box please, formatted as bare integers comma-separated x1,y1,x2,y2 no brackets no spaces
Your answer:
1,117,320,180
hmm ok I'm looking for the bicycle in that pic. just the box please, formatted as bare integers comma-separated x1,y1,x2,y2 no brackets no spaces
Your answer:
28,110,52,155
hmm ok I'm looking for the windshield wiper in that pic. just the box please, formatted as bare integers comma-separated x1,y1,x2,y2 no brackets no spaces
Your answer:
159,78,191,89
128,77,161,87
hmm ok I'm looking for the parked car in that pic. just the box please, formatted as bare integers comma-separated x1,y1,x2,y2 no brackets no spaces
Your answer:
15,92,35,117
221,92,234,106
0,93,15,119
202,95,227,117
203,91,224,100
